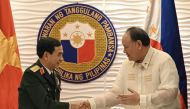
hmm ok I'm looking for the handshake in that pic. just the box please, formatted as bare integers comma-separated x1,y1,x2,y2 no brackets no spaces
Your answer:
70,100,91,109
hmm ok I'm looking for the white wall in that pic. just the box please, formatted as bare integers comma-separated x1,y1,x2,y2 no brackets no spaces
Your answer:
10,0,190,108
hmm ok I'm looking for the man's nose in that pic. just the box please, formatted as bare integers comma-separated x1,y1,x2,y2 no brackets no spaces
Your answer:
60,56,64,61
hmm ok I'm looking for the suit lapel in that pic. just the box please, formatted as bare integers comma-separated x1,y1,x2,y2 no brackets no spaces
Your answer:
36,60,56,86
44,72,56,86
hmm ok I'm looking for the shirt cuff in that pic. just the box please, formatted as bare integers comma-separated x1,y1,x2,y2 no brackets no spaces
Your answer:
140,95,147,106
88,98,96,109
140,94,152,107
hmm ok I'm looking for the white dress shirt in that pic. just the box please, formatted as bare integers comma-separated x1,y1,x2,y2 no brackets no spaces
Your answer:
89,47,180,109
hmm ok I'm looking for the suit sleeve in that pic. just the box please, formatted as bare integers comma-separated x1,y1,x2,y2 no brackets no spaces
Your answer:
22,70,69,109
89,61,127,109
140,57,179,107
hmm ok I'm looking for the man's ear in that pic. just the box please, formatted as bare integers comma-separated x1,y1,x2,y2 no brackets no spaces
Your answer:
43,51,49,61
136,40,142,49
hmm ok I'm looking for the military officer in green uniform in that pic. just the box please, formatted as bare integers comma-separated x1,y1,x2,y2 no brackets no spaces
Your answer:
19,37,80,109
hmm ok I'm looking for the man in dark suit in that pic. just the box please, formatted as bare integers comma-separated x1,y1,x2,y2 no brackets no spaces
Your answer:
19,37,80,109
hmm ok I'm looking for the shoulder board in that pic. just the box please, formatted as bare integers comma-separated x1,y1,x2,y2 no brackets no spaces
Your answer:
30,65,40,72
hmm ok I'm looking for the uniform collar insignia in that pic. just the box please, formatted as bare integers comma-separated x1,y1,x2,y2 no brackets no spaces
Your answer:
39,67,45,75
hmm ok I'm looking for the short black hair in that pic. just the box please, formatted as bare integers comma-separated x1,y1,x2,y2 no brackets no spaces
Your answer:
37,37,61,58
126,27,150,46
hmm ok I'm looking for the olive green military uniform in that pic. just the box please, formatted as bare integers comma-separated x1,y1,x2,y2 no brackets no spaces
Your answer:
19,60,69,109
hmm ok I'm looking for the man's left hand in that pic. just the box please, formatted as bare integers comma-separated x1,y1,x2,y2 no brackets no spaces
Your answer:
117,88,140,105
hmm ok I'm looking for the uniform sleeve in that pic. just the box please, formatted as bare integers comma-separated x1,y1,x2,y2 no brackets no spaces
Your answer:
22,70,69,109
89,61,127,109
140,57,179,107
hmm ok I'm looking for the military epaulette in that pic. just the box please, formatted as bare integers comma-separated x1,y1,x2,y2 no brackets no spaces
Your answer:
30,65,45,75
30,65,40,72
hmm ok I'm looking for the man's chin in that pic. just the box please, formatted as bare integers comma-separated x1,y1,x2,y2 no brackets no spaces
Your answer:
128,57,132,61
128,58,135,62
52,65,59,70
55,65,59,69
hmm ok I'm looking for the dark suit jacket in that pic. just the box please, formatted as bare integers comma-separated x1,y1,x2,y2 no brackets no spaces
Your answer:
19,60,69,109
